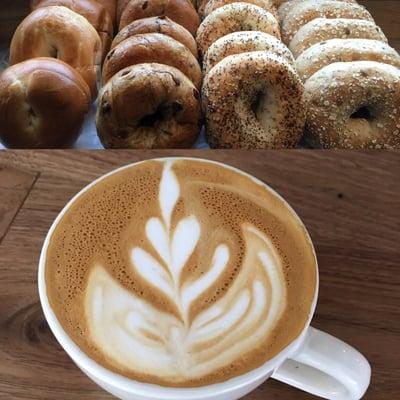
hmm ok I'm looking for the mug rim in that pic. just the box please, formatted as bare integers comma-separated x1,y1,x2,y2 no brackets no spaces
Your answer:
38,156,319,398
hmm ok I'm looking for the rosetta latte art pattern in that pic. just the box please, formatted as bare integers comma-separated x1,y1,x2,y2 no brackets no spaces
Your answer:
85,161,287,380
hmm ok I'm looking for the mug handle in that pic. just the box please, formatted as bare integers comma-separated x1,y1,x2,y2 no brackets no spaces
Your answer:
271,327,371,400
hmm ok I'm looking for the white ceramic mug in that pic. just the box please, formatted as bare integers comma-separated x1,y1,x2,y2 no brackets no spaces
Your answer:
38,157,371,400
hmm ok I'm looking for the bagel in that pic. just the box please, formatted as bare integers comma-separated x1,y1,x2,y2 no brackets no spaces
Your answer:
31,0,113,59
304,61,400,149
296,39,400,81
204,0,278,19
119,0,200,37
0,58,90,148
289,18,388,58
281,0,374,45
202,51,305,149
196,3,280,56
96,63,201,148
10,6,101,98
197,0,209,18
103,33,201,87
203,31,294,75
278,0,356,23
97,0,117,23
117,0,129,22
111,16,198,58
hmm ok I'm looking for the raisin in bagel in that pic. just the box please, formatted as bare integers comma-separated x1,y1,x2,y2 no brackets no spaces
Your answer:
203,31,294,75
290,18,388,58
119,0,199,36
111,16,197,58
0,58,91,148
296,39,400,82
31,0,113,59
304,61,400,149
103,33,201,87
281,0,374,45
10,6,101,98
96,63,201,148
203,51,305,149
204,0,278,19
196,3,280,56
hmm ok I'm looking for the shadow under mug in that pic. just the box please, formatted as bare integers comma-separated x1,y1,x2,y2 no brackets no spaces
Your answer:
38,157,371,400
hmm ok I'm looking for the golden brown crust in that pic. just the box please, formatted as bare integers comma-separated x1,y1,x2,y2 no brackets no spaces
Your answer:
103,33,201,87
289,18,388,59
281,0,374,45
96,63,201,148
96,0,117,23
10,6,102,99
0,58,90,148
204,0,278,19
112,16,198,58
203,51,305,149
196,3,280,56
304,61,400,149
296,39,400,82
119,0,200,37
31,0,114,59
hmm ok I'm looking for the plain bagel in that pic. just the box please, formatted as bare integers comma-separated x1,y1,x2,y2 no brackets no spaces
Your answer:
296,39,400,81
111,16,198,58
196,3,280,56
281,0,374,44
289,18,388,58
102,33,201,88
31,0,113,59
119,0,200,37
204,0,278,19
202,51,305,149
0,58,91,148
96,63,201,148
10,6,101,98
203,31,294,75
304,61,400,149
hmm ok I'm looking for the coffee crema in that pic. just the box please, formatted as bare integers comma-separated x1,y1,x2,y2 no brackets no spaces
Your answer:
45,158,317,387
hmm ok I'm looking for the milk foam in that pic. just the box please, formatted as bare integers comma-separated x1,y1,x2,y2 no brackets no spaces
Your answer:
85,161,287,380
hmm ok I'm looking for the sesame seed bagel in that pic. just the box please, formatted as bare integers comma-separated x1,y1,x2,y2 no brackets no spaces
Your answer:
290,18,388,58
196,3,280,56
281,0,374,45
96,63,201,148
102,33,201,88
204,0,278,20
202,51,305,149
203,31,294,76
296,39,400,82
111,16,198,58
278,0,356,23
304,61,400,149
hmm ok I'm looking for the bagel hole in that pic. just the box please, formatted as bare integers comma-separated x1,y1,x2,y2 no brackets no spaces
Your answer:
351,107,372,120
50,46,58,58
140,102,183,127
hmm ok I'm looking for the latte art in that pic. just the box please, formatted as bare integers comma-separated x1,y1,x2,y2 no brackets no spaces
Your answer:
45,158,316,386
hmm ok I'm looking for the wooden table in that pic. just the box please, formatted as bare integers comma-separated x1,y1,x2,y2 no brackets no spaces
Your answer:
0,150,399,399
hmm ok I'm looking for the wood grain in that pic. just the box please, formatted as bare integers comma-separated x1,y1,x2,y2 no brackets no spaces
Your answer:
0,150,399,399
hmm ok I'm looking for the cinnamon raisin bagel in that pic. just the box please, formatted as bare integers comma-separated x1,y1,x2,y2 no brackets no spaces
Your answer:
96,63,201,148
289,18,388,58
119,0,200,37
31,0,113,59
196,3,280,56
203,31,294,75
304,61,400,149
296,39,400,81
204,0,278,19
0,58,91,148
111,16,198,58
203,51,305,149
10,6,101,98
281,0,374,45
102,33,201,87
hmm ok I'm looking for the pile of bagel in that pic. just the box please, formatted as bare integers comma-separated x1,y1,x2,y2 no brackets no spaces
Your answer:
198,0,307,149
279,0,400,149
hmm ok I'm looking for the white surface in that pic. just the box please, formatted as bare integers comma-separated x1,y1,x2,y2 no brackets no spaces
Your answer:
0,48,209,149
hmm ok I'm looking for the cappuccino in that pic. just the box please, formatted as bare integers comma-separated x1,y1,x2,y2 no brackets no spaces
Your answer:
45,158,317,387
